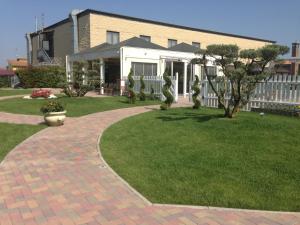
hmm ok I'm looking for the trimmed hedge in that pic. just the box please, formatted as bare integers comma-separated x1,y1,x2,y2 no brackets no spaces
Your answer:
0,76,11,88
17,66,65,88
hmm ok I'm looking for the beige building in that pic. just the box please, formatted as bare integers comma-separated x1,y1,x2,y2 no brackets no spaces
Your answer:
26,9,275,66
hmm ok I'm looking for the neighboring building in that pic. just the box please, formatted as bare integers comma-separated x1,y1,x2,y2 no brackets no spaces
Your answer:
26,9,275,66
7,58,28,71
275,42,300,75
0,68,19,87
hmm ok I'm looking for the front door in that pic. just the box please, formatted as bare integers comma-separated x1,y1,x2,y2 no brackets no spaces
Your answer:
173,62,184,94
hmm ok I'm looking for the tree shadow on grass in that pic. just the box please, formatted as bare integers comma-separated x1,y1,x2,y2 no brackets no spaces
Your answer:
156,111,224,123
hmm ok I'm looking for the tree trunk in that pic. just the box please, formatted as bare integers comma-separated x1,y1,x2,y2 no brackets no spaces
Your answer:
224,101,240,118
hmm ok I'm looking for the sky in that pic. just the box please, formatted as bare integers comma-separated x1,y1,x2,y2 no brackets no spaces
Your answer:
0,0,299,67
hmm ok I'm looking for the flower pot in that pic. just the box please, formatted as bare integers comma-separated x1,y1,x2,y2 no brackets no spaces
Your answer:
44,111,67,126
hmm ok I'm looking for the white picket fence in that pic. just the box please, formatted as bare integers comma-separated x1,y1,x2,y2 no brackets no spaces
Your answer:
132,75,178,102
201,75,300,111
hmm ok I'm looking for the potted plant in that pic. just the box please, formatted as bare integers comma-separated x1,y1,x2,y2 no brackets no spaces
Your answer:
40,101,66,126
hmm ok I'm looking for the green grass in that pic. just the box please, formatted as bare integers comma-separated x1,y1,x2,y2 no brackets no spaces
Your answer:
101,107,300,211
0,123,45,162
0,88,32,97
0,96,159,117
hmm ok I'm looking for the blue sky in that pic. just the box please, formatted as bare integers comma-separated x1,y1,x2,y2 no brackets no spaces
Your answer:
0,0,299,67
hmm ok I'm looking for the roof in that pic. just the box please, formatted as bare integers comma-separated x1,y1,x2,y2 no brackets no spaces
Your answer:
0,68,15,76
69,37,167,61
7,58,28,67
32,9,275,43
78,43,112,54
168,42,200,53
110,37,166,50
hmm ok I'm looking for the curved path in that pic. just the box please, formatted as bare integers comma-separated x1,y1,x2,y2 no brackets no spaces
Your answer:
0,106,299,225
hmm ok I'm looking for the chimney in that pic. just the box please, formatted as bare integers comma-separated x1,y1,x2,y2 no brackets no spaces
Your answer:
291,42,299,57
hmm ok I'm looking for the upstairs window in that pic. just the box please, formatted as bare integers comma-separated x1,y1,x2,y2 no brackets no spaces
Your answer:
168,39,177,48
192,42,201,49
140,35,151,42
106,31,120,44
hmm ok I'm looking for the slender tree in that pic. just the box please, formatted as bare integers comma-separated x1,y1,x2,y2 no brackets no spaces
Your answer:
160,68,174,110
149,85,155,100
194,44,289,118
139,75,146,101
128,68,136,104
192,75,201,109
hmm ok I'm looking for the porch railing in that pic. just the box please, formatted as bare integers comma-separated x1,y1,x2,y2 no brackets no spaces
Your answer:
131,74,178,102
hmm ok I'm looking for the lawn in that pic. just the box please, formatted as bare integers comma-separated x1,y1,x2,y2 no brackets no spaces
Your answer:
0,96,159,117
0,123,45,162
101,107,300,212
0,88,32,97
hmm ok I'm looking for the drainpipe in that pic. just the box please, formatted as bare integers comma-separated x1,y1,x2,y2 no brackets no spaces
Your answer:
25,33,32,65
70,9,83,54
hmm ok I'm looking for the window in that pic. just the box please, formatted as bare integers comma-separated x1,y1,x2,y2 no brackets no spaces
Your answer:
131,62,157,76
192,42,201,49
106,31,120,44
140,35,151,42
201,66,217,79
168,39,177,48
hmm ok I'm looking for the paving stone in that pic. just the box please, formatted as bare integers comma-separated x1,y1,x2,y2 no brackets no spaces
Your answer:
0,104,299,224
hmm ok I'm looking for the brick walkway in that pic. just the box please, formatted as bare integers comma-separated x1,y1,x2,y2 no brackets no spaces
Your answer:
0,112,44,125
0,106,299,225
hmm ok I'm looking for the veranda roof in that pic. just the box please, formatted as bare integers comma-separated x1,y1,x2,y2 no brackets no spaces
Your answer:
168,42,200,53
0,68,15,76
68,37,166,61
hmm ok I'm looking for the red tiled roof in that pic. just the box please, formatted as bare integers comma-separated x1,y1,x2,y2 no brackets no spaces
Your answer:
7,58,28,67
0,68,15,76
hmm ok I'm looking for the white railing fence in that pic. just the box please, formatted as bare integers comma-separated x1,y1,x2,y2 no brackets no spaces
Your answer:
131,74,178,102
199,74,300,111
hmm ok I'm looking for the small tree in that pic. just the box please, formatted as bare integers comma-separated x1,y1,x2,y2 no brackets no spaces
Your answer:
127,68,136,104
160,68,174,110
63,62,95,97
192,75,201,109
149,85,155,100
195,44,289,118
139,75,146,101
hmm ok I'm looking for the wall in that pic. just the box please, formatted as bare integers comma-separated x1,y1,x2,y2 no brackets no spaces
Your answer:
78,14,91,52
121,47,216,80
90,13,271,50
52,21,73,65
31,14,90,66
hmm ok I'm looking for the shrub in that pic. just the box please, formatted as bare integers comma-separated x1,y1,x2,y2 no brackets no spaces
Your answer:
40,101,65,114
192,75,201,109
139,75,146,101
149,86,155,100
31,89,51,99
0,76,11,88
160,68,174,110
127,69,136,104
62,62,94,97
17,66,65,88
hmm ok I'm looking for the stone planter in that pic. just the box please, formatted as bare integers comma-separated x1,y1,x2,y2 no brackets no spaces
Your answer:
44,111,66,126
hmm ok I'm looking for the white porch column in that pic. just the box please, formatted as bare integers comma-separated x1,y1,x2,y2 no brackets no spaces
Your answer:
171,61,174,77
183,61,188,98
99,58,105,95
65,55,72,82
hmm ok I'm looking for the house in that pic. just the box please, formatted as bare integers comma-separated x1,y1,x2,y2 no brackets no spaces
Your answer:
0,68,19,88
26,9,275,97
26,9,274,66
7,58,28,71
275,42,300,75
